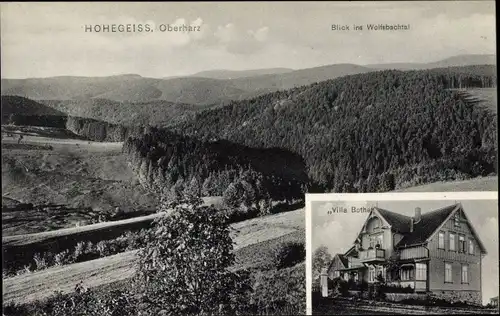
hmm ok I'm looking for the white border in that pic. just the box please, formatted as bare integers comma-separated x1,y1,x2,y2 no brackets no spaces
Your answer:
305,191,498,315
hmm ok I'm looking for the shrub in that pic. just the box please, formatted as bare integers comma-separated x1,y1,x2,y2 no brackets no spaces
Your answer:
33,253,49,271
73,241,86,261
272,241,306,270
383,284,414,293
16,265,31,276
2,282,139,316
84,241,95,254
400,294,478,308
330,277,349,297
249,264,305,315
96,241,111,257
226,205,260,223
54,250,73,266
135,196,252,315
4,229,154,277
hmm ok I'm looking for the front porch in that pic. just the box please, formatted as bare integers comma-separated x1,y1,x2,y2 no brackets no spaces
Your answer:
329,260,429,293
388,260,429,293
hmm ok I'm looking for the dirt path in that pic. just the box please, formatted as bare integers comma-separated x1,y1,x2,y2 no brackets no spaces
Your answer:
2,213,161,246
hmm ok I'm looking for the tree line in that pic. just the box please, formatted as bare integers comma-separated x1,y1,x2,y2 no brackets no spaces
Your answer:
123,128,307,214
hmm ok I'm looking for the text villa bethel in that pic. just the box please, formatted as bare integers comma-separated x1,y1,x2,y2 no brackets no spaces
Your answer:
331,23,411,31
328,206,375,214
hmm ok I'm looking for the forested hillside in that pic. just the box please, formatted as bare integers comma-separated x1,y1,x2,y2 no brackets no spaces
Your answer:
40,99,212,127
169,66,497,192
123,128,307,215
1,96,67,128
3,66,496,195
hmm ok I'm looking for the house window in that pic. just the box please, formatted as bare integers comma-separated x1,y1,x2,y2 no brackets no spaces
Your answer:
445,263,453,283
377,266,385,281
376,234,384,249
459,235,466,253
449,233,456,251
354,272,358,282
461,265,468,284
400,267,414,281
454,212,460,227
369,266,376,282
469,239,474,255
438,231,445,249
334,271,340,278
415,263,427,281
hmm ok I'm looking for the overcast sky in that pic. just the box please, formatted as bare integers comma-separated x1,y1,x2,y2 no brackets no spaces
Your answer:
0,1,496,78
311,199,499,305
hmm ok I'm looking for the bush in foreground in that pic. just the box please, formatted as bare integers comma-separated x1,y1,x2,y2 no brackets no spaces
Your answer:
134,196,252,315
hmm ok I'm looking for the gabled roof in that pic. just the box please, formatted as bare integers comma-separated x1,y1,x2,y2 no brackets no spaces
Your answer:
327,253,348,272
351,203,488,255
376,207,413,234
332,253,349,268
397,204,458,247
336,254,348,267
344,245,357,257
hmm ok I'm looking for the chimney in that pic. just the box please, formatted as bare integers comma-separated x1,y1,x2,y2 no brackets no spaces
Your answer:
414,207,422,224
410,217,414,232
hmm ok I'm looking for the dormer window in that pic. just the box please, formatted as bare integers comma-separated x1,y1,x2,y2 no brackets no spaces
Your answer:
366,216,381,233
454,212,460,227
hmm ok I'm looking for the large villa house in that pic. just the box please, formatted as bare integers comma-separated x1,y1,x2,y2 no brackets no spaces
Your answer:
325,203,487,305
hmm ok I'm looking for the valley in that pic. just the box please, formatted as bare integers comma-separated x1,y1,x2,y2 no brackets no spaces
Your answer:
1,55,497,315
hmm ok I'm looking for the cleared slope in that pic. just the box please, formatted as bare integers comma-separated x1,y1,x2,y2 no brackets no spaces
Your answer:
453,88,497,114
394,175,498,192
1,127,159,236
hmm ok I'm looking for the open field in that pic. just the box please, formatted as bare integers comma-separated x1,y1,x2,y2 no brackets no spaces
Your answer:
452,88,497,114
394,176,498,192
312,297,499,315
2,126,160,236
2,207,305,305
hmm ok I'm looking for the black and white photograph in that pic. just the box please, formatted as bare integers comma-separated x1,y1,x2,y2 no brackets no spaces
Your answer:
1,1,497,316
307,192,499,315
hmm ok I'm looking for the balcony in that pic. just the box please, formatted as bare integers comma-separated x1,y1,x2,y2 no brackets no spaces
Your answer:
399,246,429,260
360,248,385,263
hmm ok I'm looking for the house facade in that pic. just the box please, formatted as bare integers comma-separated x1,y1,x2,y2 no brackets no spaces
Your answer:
325,203,487,305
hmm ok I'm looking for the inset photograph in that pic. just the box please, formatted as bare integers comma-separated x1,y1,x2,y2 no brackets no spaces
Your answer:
307,192,499,315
